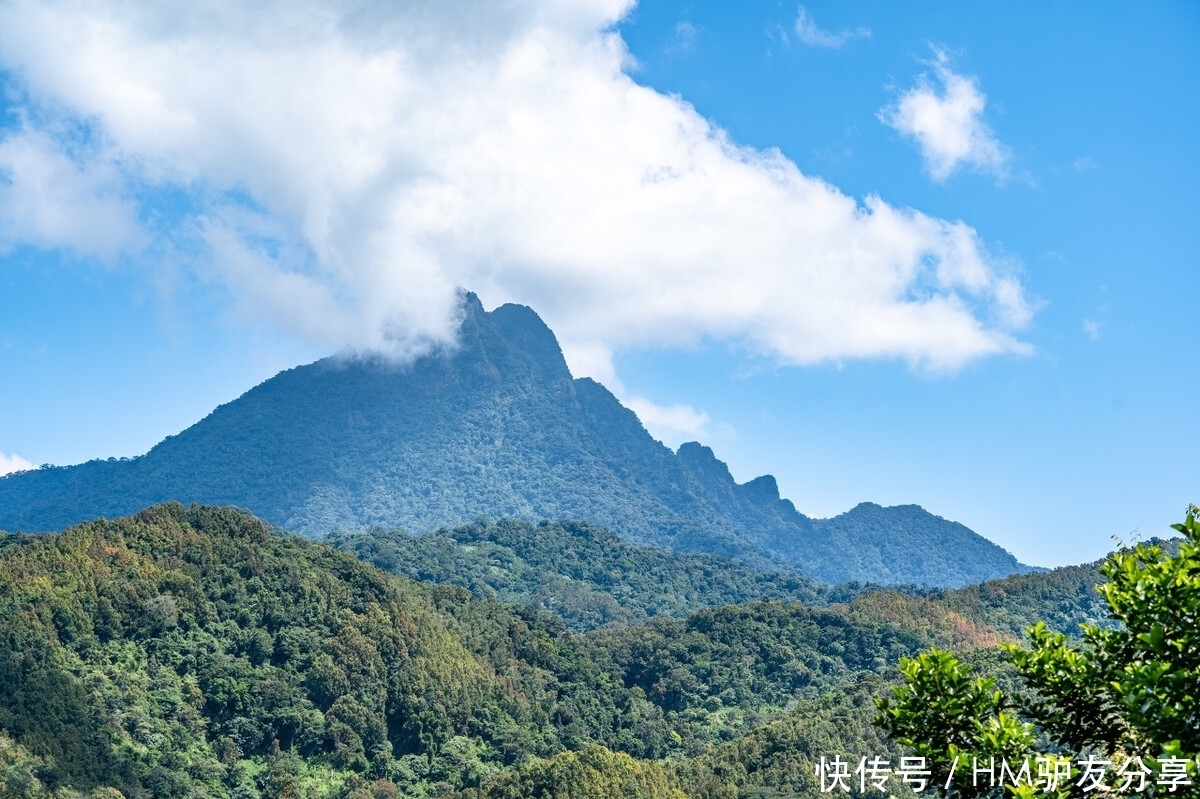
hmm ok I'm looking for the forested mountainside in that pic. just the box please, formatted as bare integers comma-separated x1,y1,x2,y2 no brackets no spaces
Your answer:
935,557,1108,638
328,518,831,631
0,503,1041,798
0,294,1028,587
928,536,1182,639
331,516,1116,644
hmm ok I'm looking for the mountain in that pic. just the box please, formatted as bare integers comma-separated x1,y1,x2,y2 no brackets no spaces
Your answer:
0,293,1030,586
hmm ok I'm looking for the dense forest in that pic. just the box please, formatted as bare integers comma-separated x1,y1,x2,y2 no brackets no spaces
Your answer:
0,503,1124,797
327,519,831,631
328,518,1111,640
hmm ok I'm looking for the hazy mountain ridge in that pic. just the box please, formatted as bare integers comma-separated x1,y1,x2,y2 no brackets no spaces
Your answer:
0,294,1030,586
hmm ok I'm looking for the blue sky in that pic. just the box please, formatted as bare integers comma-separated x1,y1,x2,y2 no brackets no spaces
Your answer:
0,1,1196,566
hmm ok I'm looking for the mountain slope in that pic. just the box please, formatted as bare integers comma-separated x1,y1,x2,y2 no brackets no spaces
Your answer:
329,518,830,631
0,294,1028,586
0,503,551,795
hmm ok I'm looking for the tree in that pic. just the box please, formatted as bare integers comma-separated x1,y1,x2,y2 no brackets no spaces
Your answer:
877,508,1200,797
458,744,687,799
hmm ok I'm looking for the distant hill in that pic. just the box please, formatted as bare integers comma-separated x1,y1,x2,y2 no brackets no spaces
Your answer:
330,514,1125,649
329,518,830,631
933,558,1107,638
0,293,1030,586
333,514,1120,644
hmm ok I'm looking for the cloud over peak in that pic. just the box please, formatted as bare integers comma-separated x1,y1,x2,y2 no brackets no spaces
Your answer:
0,0,1031,379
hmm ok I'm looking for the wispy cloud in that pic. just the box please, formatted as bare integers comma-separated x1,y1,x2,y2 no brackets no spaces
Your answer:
624,396,712,447
880,47,1009,182
1082,299,1108,341
794,6,870,49
0,0,1031,379
666,21,699,55
0,451,34,476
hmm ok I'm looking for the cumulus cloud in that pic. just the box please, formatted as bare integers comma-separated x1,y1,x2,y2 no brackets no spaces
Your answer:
0,0,1031,377
794,6,870,49
0,451,34,476
881,48,1009,182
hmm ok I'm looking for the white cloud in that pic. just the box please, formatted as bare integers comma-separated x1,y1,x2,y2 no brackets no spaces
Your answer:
0,128,141,257
881,48,1009,182
0,0,1032,377
624,396,711,447
794,6,870,49
0,451,35,476
1082,319,1102,341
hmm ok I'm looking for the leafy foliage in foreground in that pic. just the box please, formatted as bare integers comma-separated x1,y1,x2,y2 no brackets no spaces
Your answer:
876,510,1200,798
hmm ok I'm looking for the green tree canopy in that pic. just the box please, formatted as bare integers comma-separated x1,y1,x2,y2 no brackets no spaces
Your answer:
876,507,1200,798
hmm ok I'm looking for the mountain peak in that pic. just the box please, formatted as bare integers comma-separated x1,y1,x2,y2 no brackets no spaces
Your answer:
676,442,729,477
0,292,1030,587
460,289,486,316
741,475,780,503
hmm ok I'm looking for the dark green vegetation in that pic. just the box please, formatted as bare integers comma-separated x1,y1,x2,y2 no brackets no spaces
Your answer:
0,294,1028,587
1,503,560,797
457,745,686,799
931,557,1110,640
877,511,1200,798
335,516,1117,642
0,502,1090,798
328,519,829,631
